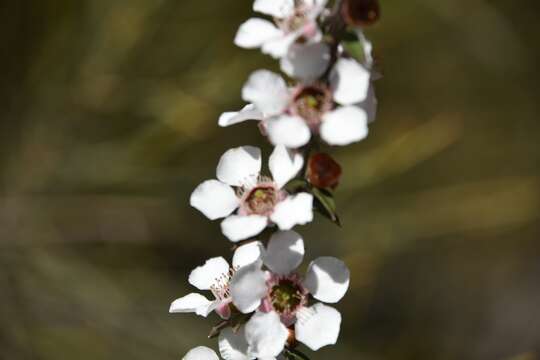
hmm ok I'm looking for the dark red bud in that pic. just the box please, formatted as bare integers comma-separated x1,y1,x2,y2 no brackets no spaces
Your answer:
341,0,380,27
307,153,342,189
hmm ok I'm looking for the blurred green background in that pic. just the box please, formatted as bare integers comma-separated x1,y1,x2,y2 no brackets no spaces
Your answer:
1,1,539,359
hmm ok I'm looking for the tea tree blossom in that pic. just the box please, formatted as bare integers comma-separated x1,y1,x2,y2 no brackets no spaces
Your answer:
190,145,314,242
219,60,371,147
170,242,265,319
235,0,328,59
229,230,350,352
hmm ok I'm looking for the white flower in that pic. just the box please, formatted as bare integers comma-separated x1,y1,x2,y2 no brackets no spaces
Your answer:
235,0,328,59
190,145,313,242
219,63,371,148
183,346,219,360
229,230,350,352
170,242,265,319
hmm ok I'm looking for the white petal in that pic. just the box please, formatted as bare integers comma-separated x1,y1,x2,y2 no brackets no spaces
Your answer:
295,303,341,351
303,256,350,303
320,106,368,146
253,0,294,18
358,84,377,123
270,193,313,230
169,293,215,317
235,18,282,49
219,328,253,360
189,257,230,291
265,115,311,149
217,146,262,187
183,346,219,360
245,312,288,358
268,145,304,189
221,215,268,242
190,180,239,220
261,32,299,59
264,230,304,275
219,104,264,127
331,57,370,105
230,261,267,313
233,241,265,269
242,70,289,116
280,42,331,81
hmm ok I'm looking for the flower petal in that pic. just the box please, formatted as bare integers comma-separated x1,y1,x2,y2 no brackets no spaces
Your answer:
235,18,282,49
358,84,377,123
233,241,265,269
320,106,368,146
265,115,311,149
270,193,313,230
190,180,239,220
169,293,216,317
245,311,288,358
219,104,264,127
183,346,220,360
264,230,304,275
221,215,268,242
253,0,294,18
230,261,267,313
295,303,341,351
261,32,299,59
303,256,350,303
219,327,252,360
280,42,330,81
217,146,262,187
242,70,289,116
189,257,230,291
331,57,370,105
268,145,304,189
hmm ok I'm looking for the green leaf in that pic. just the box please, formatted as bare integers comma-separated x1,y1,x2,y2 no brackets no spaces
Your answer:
342,39,365,63
312,187,341,226
284,178,309,194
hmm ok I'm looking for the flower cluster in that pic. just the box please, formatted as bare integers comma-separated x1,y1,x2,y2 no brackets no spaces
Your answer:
171,0,381,359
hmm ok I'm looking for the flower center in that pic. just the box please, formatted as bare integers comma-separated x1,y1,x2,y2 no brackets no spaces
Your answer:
267,275,308,320
290,84,333,129
244,186,278,216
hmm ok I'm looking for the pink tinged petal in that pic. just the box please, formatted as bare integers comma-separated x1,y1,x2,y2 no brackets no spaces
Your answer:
233,241,266,269
217,146,262,187
215,301,232,320
253,0,294,18
303,256,350,303
219,328,253,360
264,230,305,275
230,261,268,313
221,215,268,242
219,104,264,127
242,70,289,116
190,180,239,220
189,257,230,291
235,18,282,49
270,193,314,230
280,42,331,81
320,106,369,146
265,115,311,149
295,303,342,351
245,311,288,358
331,57,370,105
183,346,220,360
268,145,304,189
169,293,214,317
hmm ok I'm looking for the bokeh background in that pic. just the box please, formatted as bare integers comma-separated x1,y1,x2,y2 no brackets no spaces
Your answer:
1,1,539,359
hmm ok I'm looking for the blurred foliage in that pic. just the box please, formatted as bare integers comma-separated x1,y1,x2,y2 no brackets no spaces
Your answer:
1,1,540,359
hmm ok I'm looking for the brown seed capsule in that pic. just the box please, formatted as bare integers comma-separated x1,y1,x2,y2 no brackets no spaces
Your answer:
307,153,342,189
341,0,380,27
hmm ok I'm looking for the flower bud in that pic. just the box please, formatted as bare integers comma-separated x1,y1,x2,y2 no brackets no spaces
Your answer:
307,153,342,189
341,0,380,27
